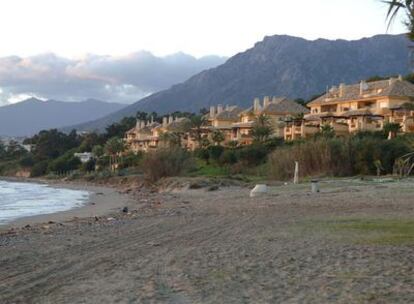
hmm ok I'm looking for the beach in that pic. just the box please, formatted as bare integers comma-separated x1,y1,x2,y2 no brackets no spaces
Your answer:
1,177,414,303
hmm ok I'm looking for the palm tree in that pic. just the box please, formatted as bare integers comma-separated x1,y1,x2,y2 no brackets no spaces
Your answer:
104,137,125,170
385,0,414,40
184,115,206,144
211,130,225,146
320,124,335,139
251,114,273,143
383,122,402,139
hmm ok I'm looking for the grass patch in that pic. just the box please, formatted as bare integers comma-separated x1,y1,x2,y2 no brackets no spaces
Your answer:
306,218,414,246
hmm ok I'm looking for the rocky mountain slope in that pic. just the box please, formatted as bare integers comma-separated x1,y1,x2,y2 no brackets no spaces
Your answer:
70,34,413,132
0,98,125,136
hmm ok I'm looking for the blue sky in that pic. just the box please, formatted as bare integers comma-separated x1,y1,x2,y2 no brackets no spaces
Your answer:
0,0,406,58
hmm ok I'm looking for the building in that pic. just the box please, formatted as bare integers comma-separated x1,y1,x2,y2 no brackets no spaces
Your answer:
284,77,414,140
124,96,309,153
125,116,190,153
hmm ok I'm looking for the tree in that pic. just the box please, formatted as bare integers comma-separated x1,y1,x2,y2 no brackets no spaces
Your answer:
211,130,225,145
184,115,206,144
251,114,273,143
385,0,414,41
104,137,125,170
384,122,402,139
319,124,335,139
159,132,182,148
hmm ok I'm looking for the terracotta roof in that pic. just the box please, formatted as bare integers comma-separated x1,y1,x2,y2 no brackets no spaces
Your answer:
215,106,244,120
261,98,310,114
308,79,414,106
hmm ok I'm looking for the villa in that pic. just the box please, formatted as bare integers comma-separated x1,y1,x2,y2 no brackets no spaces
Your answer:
125,96,308,152
284,76,414,140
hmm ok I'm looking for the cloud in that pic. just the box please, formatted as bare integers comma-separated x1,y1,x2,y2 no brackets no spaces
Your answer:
0,52,226,105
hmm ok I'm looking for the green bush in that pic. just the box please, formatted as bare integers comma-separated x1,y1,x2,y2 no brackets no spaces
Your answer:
143,147,195,182
30,161,49,177
237,144,268,166
48,152,81,173
208,145,224,161
220,150,238,165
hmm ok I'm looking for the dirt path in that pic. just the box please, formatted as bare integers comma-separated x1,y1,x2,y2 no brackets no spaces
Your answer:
1,179,414,303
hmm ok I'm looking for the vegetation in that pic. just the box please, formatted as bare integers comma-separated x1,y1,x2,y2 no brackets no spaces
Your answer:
142,147,194,182
385,0,414,41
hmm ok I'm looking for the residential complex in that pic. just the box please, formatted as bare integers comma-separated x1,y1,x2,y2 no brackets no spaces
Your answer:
125,97,308,152
125,77,414,152
285,77,414,140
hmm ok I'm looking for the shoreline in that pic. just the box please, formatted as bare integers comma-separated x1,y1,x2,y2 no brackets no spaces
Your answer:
0,177,135,230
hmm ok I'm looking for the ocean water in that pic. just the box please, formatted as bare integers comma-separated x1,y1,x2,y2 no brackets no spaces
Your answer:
0,180,89,225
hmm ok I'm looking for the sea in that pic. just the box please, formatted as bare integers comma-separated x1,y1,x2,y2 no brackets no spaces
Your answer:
0,180,89,225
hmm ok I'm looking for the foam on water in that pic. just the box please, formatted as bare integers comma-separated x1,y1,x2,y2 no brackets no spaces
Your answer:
0,181,89,225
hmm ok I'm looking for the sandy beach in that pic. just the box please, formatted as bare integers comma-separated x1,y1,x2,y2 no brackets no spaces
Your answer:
1,177,414,303
0,179,135,230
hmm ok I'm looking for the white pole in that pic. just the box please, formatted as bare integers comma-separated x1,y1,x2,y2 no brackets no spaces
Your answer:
294,161,299,184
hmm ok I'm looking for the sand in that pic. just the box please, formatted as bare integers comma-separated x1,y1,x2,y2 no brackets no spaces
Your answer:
0,179,135,229
1,177,414,303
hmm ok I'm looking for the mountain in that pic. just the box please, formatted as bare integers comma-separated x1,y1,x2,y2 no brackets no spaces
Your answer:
70,34,413,132
0,98,125,136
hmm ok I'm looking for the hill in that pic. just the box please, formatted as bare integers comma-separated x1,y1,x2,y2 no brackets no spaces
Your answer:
69,34,413,132
0,98,125,136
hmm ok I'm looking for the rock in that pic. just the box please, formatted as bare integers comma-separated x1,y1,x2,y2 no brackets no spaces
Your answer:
250,184,268,197
107,217,115,221
122,207,129,213
24,224,31,229
48,221,55,224
42,225,50,230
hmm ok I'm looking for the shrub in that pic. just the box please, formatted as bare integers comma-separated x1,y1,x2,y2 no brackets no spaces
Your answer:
142,147,194,182
48,154,81,173
220,149,238,165
30,161,49,177
208,145,224,162
268,136,412,180
237,144,268,166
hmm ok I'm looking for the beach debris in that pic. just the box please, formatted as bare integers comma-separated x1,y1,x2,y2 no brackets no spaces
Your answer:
250,184,268,197
41,225,50,230
94,216,100,221
146,241,161,247
48,221,55,224
122,207,129,213
24,224,31,229
207,185,219,192
107,217,115,221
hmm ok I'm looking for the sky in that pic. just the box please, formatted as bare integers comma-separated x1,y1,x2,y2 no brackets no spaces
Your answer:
0,0,407,105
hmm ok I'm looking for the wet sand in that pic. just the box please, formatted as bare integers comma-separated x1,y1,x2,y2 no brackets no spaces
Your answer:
0,180,135,230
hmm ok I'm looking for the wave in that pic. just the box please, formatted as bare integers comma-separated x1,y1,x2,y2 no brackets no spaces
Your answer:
0,181,89,225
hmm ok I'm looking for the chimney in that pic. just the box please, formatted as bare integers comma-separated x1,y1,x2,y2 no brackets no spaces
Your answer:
225,105,231,111
162,117,168,127
388,77,396,86
168,116,174,124
360,80,367,95
217,104,223,114
150,116,154,124
339,83,345,98
136,119,141,129
140,121,145,129
398,74,403,81
263,96,270,108
210,106,216,118
253,98,261,112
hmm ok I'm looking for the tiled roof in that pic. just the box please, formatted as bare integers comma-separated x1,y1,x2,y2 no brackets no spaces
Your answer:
308,79,414,106
261,98,310,114
215,106,244,120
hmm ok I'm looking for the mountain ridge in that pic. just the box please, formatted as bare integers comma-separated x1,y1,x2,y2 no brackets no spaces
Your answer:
0,98,125,136
66,33,414,132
